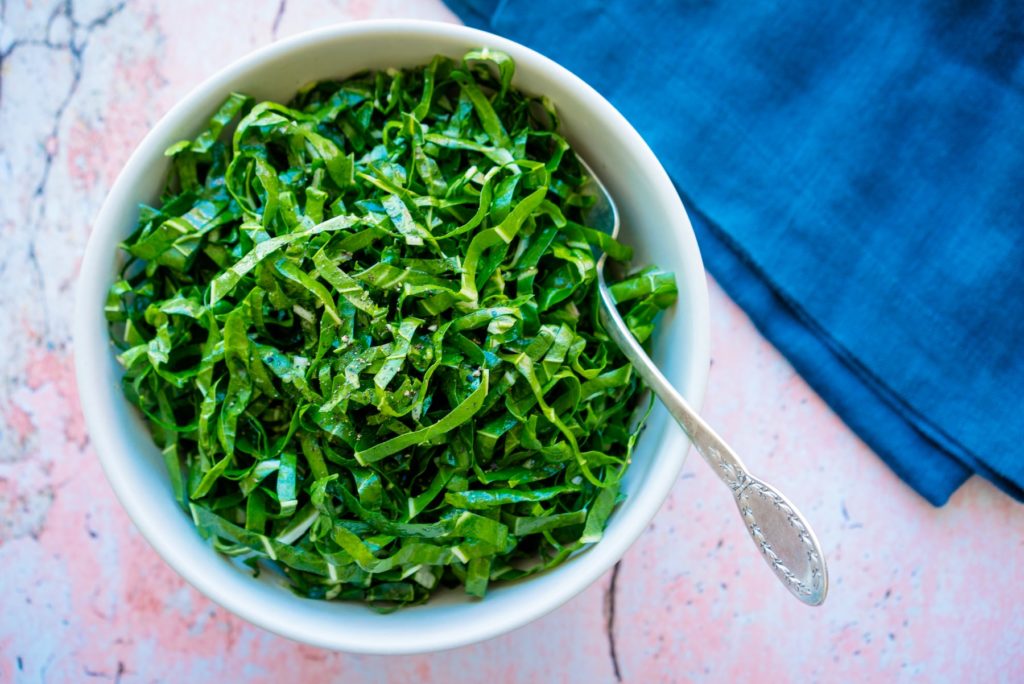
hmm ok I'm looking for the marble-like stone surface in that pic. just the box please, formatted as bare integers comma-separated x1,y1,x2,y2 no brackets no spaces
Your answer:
1,1,1020,681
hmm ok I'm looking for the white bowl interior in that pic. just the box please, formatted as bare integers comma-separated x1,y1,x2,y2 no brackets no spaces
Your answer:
74,20,709,654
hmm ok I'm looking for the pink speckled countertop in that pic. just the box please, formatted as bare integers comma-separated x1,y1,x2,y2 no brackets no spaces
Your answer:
1,1,1022,682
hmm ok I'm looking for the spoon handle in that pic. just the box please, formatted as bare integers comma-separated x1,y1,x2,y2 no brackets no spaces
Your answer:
597,277,828,606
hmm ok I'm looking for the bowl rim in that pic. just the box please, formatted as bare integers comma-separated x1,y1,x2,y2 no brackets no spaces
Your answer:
73,18,710,653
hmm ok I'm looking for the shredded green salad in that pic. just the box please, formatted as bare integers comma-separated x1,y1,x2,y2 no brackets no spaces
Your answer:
106,49,678,606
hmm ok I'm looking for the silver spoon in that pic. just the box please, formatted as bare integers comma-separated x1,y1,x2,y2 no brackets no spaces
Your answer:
582,158,829,606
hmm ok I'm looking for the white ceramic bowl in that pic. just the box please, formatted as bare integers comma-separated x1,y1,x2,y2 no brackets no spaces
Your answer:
74,20,709,654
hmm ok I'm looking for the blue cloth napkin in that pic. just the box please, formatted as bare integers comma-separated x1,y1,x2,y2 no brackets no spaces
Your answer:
446,0,1024,505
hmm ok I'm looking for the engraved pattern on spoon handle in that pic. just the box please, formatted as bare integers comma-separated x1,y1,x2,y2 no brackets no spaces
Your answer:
734,478,828,604
597,276,828,605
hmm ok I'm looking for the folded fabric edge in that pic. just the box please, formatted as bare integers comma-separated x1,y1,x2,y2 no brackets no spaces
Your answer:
677,190,977,506
442,0,497,29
